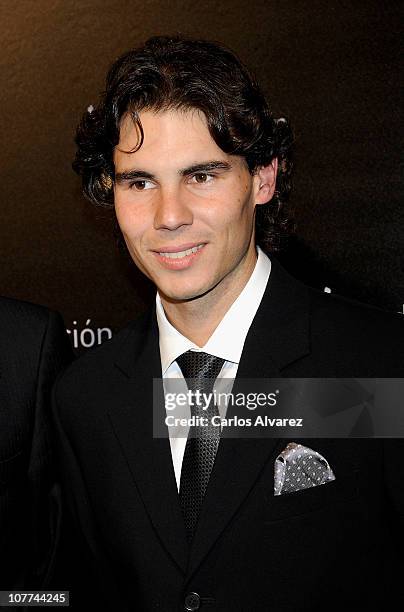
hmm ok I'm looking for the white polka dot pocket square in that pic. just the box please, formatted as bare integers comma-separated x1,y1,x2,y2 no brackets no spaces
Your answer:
274,442,336,496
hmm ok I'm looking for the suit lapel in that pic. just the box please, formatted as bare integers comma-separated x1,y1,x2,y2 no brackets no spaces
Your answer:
108,309,188,574
187,259,311,577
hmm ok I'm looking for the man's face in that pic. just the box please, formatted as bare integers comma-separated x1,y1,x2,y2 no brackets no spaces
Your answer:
114,109,267,303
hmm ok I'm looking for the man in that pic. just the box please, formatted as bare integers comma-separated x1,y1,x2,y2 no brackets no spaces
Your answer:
0,297,72,590
53,36,404,611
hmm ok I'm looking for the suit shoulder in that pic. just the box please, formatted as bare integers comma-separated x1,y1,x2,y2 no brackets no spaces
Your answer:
0,295,51,327
0,296,67,351
0,297,72,392
306,287,404,373
308,287,404,335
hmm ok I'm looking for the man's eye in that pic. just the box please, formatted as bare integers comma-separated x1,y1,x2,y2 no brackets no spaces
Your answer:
191,173,214,184
130,180,154,191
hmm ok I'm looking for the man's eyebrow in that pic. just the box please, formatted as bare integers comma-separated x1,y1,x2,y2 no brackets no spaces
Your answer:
180,161,232,176
114,170,156,184
114,161,232,184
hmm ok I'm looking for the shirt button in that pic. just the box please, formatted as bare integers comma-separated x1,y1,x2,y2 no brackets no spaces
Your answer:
184,592,201,611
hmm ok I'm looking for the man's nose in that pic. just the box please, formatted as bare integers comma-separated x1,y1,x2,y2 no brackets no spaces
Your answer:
153,187,193,231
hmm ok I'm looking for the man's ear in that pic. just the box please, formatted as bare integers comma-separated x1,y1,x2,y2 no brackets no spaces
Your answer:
254,158,278,205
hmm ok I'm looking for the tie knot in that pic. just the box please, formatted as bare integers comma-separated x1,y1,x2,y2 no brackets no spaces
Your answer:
176,350,225,382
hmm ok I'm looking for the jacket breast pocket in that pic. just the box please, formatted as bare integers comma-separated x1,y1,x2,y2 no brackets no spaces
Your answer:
265,469,360,522
0,451,25,494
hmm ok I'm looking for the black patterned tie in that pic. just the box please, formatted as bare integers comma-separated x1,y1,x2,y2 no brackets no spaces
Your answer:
176,350,225,542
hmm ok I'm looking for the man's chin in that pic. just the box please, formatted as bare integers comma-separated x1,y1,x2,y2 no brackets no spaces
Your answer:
158,283,212,304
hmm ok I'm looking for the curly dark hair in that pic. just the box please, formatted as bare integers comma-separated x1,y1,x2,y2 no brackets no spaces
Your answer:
73,35,294,252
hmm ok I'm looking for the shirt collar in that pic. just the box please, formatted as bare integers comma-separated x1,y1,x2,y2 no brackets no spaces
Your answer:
156,246,271,375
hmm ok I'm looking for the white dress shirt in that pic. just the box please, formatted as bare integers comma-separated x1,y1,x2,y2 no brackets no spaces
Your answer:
156,246,271,489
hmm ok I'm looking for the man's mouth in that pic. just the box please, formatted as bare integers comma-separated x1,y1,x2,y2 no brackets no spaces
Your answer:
158,244,204,259
152,242,206,270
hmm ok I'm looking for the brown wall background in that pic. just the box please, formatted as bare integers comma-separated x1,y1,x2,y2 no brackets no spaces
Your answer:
1,1,402,349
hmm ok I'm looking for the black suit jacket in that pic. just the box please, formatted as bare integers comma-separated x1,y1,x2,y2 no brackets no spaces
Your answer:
0,297,72,589
53,261,404,611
